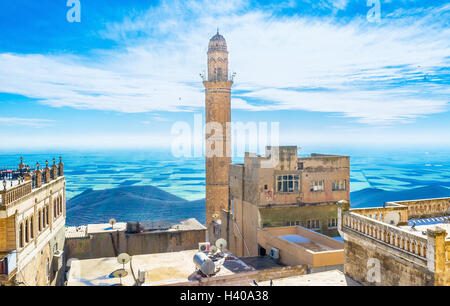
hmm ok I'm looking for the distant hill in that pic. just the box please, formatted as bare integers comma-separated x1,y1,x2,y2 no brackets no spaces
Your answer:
66,186,205,226
350,185,450,208
66,184,450,226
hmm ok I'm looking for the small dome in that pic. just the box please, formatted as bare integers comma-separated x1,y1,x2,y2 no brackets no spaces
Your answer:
208,30,227,52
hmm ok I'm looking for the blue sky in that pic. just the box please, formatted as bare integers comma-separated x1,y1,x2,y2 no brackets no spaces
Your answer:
0,0,449,151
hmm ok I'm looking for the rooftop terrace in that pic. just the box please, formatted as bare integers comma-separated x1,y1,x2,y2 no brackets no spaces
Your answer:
66,249,255,286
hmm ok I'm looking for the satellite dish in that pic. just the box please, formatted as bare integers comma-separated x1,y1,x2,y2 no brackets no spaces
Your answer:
111,269,128,279
210,245,218,254
216,238,227,251
385,212,400,226
117,253,131,265
109,218,116,229
111,269,128,286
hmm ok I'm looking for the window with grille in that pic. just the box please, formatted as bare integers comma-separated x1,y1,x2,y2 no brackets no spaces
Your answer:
310,180,324,192
276,175,300,193
328,218,338,229
332,180,346,191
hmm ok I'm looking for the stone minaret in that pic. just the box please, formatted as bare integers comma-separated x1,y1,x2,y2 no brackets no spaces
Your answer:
203,31,233,234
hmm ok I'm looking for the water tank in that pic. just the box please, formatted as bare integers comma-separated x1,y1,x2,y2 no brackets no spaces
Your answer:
193,252,215,276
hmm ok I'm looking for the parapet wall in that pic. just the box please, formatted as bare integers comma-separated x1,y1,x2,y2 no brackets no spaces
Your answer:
339,203,450,286
167,264,307,286
65,227,206,260
388,197,450,219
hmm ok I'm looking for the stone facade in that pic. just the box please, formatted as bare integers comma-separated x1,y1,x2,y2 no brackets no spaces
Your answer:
338,200,450,286
65,220,207,260
204,32,233,232
0,158,66,286
222,146,350,257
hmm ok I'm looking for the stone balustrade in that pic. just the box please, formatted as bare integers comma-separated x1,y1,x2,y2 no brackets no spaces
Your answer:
0,181,32,207
388,198,450,219
343,211,428,259
350,202,409,224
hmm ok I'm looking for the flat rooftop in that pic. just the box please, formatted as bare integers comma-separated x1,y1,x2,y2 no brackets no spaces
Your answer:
67,249,255,286
256,270,360,286
400,221,450,240
65,218,206,238
280,235,336,252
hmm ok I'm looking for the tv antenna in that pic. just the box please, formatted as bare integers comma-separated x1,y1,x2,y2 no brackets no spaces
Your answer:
384,212,400,226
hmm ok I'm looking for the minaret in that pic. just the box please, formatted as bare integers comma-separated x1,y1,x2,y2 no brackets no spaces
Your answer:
203,31,233,235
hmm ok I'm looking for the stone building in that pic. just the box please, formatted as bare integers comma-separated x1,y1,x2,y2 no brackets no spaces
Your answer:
203,31,233,236
0,158,66,286
338,197,450,286
220,146,350,257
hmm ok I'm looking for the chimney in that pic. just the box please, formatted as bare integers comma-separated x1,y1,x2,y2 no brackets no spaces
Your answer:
44,160,50,184
18,157,25,170
58,156,64,176
51,158,57,180
35,162,42,188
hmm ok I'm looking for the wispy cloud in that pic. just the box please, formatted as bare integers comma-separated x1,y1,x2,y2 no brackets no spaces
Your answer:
0,117,54,127
0,0,448,125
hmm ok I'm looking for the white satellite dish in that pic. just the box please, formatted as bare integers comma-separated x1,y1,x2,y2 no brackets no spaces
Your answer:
117,253,131,265
384,212,400,226
215,238,227,251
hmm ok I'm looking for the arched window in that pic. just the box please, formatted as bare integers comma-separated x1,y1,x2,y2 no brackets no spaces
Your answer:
19,223,24,248
46,258,50,284
30,216,34,239
53,200,56,218
38,210,42,232
25,220,29,243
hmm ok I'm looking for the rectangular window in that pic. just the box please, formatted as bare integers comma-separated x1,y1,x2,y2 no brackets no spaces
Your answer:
328,218,338,229
310,180,324,192
307,219,321,230
276,175,300,193
332,180,346,191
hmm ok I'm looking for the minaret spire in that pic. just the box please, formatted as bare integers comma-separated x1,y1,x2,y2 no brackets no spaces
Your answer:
203,31,233,242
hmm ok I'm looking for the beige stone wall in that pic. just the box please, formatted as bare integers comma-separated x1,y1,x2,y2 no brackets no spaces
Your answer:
65,229,207,260
0,215,15,251
167,264,307,286
344,235,433,286
257,227,343,268
259,204,340,237
15,225,65,286
301,156,350,204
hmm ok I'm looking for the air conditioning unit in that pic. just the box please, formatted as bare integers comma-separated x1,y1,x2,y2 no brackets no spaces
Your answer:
198,242,210,252
52,250,64,272
269,247,280,259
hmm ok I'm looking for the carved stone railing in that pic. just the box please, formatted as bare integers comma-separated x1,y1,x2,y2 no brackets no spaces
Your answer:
0,181,32,208
388,198,450,219
343,211,428,259
350,202,409,224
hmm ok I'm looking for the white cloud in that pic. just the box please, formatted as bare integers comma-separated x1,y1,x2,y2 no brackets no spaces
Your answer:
0,117,54,128
0,0,448,125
